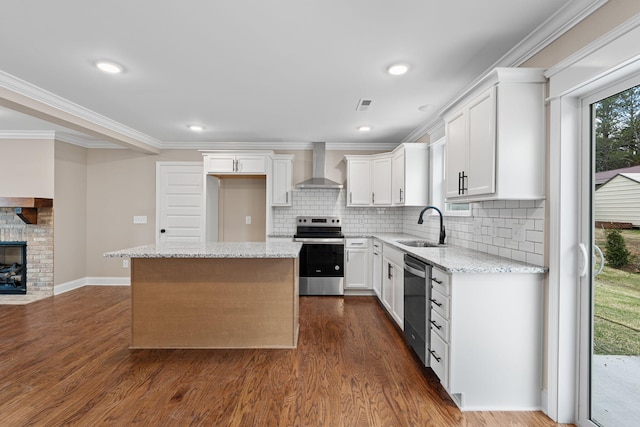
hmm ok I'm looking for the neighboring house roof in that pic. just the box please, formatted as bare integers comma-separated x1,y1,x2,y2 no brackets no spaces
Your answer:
596,172,640,189
594,165,640,185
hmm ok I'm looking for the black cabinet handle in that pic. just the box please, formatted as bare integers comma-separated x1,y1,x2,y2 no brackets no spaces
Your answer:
429,350,442,363
430,320,442,330
430,298,442,307
431,277,443,285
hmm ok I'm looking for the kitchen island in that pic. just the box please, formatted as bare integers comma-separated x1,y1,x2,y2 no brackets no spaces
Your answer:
105,242,302,349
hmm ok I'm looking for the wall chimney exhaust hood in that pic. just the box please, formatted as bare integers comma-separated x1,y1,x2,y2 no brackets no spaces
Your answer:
295,142,344,189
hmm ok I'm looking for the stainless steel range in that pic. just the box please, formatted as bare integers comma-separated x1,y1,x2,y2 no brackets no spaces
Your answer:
293,216,344,296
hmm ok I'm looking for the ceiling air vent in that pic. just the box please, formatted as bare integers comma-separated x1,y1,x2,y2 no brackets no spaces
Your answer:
356,99,373,111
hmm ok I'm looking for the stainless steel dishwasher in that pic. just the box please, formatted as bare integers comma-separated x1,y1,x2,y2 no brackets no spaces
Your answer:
403,254,431,366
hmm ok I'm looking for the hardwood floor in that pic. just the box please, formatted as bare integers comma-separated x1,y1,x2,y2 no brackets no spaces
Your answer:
0,287,573,426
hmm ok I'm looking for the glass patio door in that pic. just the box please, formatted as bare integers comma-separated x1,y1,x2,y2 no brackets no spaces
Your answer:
579,82,640,427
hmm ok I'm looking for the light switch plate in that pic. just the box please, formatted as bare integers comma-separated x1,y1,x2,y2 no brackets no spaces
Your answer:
245,216,252,224
133,215,147,224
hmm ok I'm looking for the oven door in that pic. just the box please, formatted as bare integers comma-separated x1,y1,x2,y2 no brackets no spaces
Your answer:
296,240,344,296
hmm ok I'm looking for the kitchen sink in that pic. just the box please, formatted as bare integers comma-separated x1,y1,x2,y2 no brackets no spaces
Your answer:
395,240,444,248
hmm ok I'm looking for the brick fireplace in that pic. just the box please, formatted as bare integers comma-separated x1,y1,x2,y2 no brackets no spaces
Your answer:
0,207,53,304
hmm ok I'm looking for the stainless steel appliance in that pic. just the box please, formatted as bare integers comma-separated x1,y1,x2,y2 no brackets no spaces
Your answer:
404,254,431,365
294,216,344,295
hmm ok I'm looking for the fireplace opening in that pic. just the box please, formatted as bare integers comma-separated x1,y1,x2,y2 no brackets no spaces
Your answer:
0,242,27,294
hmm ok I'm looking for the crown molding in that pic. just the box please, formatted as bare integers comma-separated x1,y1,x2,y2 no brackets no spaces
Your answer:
497,0,609,67
162,141,400,151
0,130,55,140
0,70,162,152
404,0,609,141
402,117,444,143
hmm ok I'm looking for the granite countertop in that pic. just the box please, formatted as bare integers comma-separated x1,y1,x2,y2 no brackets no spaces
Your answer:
369,233,547,274
104,242,302,259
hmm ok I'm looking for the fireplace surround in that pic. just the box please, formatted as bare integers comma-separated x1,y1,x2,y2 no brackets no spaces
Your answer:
0,207,53,303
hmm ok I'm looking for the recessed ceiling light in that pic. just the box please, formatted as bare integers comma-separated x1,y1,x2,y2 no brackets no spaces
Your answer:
387,63,409,76
95,60,124,74
358,125,372,132
187,124,205,132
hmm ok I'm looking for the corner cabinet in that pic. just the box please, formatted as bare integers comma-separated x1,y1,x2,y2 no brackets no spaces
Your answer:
443,68,546,202
429,266,544,410
272,155,293,206
345,143,428,207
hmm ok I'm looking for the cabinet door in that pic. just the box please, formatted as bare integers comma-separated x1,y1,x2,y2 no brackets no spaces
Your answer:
391,261,404,328
372,250,382,298
347,159,371,206
466,86,496,196
272,158,292,206
392,149,405,205
445,109,467,199
382,259,393,313
236,155,266,173
371,156,392,205
205,155,235,173
345,248,369,289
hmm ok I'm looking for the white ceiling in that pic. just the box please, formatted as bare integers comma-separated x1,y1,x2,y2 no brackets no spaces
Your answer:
0,0,603,150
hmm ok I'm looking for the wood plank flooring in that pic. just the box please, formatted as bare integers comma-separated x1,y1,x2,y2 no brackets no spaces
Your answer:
0,287,573,426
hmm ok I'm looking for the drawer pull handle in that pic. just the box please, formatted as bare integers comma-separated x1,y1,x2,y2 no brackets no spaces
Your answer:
431,278,443,285
429,350,442,363
430,298,442,307
430,320,442,330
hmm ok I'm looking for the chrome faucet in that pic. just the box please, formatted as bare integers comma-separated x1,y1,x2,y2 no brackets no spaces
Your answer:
417,206,446,245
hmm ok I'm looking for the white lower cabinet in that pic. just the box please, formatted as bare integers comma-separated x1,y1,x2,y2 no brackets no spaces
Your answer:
345,238,370,291
429,266,544,411
381,244,404,329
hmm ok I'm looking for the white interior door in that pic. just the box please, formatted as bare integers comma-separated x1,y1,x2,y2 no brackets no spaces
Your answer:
156,162,204,243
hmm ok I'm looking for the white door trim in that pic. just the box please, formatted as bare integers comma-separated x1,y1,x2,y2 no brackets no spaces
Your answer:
545,13,640,424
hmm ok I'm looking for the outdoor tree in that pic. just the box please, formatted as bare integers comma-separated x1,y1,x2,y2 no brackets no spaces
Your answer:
605,229,630,268
595,85,640,172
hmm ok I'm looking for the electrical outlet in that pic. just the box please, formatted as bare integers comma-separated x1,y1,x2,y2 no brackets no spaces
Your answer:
123,259,129,268
133,215,147,224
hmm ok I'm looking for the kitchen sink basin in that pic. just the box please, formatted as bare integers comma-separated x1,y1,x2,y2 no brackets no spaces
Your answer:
395,240,444,248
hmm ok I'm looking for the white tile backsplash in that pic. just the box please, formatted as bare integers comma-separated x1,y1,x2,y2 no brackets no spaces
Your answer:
272,190,545,266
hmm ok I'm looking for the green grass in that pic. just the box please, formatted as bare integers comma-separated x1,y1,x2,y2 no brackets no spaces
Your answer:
593,229,640,355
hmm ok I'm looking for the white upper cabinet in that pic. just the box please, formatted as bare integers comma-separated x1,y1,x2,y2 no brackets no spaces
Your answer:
204,153,268,174
442,68,546,202
271,154,293,206
345,157,371,206
346,143,428,207
392,143,429,206
371,155,392,205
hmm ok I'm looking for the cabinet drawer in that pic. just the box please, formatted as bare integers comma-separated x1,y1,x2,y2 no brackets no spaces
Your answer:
430,288,450,319
431,268,450,295
430,330,449,388
346,238,369,248
429,309,449,342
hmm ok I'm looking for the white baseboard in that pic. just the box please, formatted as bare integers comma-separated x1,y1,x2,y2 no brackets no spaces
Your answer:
54,276,130,295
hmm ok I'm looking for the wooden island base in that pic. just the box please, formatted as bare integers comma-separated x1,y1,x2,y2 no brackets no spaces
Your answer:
130,257,299,349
